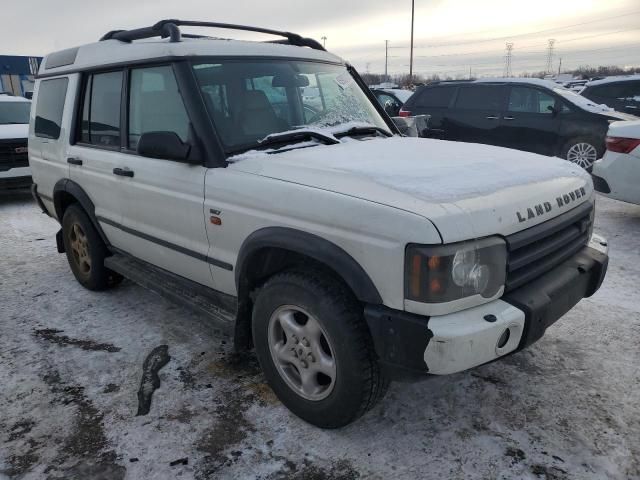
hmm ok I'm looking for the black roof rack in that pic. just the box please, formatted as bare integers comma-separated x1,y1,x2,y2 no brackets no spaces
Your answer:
100,19,326,51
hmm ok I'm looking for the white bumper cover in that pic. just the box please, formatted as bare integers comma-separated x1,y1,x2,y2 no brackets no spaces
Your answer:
424,299,525,375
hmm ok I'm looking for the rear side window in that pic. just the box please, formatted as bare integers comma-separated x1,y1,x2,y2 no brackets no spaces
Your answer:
35,77,68,139
80,71,123,148
128,65,190,150
414,86,456,108
455,85,505,110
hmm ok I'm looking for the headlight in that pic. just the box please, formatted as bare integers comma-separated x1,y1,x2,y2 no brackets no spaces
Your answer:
405,237,507,304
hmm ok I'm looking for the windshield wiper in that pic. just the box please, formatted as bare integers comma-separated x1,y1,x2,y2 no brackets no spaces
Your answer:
333,125,393,139
258,129,340,148
230,129,340,155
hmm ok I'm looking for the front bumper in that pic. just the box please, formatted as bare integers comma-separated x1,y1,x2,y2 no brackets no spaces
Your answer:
364,236,609,380
0,166,32,189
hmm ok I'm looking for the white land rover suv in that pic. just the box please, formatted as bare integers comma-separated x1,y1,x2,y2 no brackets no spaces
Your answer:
0,93,31,189
29,20,609,428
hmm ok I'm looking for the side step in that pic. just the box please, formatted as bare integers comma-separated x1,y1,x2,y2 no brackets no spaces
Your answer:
105,252,236,337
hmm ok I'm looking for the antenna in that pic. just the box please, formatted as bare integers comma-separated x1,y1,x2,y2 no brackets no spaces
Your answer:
545,39,556,74
503,42,514,77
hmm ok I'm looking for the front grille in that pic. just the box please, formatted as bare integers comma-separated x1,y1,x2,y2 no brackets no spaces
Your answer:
505,201,593,291
0,139,29,171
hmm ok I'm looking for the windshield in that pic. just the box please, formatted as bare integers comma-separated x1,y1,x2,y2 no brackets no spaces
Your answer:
0,101,31,125
192,60,390,152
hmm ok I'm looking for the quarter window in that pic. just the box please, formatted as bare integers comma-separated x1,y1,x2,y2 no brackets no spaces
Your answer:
80,71,122,147
35,77,68,139
128,66,190,150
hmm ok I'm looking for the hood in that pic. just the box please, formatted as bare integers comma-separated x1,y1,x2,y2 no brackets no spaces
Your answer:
0,123,29,140
229,137,592,243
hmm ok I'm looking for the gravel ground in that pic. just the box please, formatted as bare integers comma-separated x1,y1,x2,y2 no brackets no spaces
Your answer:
1,190,639,480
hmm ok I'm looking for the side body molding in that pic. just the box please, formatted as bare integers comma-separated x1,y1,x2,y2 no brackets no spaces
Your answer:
236,227,383,304
53,179,110,246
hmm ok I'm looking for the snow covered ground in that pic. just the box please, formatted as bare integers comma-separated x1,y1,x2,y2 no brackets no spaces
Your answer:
1,190,638,480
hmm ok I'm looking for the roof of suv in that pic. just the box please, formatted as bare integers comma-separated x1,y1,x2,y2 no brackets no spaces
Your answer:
39,20,343,78
584,74,640,88
424,78,563,90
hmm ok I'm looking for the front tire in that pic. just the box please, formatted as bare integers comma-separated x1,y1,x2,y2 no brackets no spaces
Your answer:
252,269,388,428
62,204,121,290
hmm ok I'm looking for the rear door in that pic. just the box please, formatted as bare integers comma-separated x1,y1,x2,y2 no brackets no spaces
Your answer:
500,85,560,156
29,76,72,203
446,84,507,146
66,70,129,246
114,64,214,288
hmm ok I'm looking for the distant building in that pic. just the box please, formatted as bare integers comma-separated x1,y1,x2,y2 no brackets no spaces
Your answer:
0,55,42,97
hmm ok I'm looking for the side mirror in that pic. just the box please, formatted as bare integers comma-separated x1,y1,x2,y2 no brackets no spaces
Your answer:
547,105,558,116
137,131,193,162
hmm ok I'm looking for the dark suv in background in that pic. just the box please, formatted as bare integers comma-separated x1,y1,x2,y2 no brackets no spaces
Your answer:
400,79,636,170
580,76,640,116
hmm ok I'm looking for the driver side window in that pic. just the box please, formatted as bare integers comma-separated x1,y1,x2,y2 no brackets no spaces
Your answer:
508,87,555,114
128,65,190,151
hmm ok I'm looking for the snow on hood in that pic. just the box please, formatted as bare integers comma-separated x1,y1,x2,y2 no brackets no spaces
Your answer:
230,136,588,203
0,123,28,140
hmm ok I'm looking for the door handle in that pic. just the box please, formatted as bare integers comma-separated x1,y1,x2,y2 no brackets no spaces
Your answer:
113,167,134,177
503,116,515,120
486,115,499,120
67,157,83,166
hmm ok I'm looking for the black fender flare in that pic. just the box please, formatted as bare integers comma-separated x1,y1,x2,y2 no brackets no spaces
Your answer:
235,227,383,304
53,179,111,246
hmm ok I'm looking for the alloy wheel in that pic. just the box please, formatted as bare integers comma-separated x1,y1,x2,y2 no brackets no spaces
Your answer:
567,142,598,169
69,222,91,276
268,305,336,401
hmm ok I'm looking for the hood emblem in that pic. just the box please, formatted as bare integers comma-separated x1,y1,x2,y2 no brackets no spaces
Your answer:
517,187,586,223
14,146,28,154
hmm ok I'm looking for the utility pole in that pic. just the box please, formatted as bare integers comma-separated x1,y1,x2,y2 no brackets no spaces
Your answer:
385,40,389,81
409,0,415,83
558,57,562,75
321,36,327,48
469,66,472,79
503,42,514,77
545,39,556,74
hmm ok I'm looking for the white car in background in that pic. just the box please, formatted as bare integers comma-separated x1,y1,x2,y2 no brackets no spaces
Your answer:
0,94,31,189
592,120,640,205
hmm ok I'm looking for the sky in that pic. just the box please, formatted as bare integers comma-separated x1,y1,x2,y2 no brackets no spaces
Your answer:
1,0,639,78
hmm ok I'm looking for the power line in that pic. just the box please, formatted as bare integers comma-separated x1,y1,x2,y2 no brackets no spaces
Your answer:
389,10,640,49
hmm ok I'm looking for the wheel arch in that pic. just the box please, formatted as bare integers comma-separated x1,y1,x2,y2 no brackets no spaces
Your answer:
53,179,110,246
232,227,383,350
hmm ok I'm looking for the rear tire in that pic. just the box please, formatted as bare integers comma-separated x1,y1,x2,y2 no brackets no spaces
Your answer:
252,269,388,428
561,137,603,171
62,204,122,290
